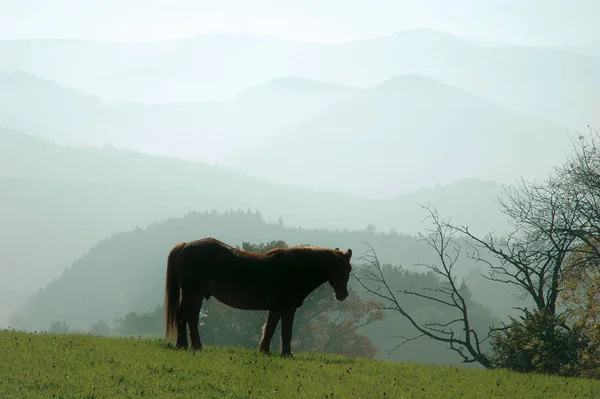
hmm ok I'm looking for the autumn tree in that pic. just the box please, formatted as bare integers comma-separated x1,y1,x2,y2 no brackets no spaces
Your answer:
557,239,600,376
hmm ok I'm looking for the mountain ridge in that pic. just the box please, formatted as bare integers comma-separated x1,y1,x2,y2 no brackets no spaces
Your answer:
0,71,359,162
226,73,570,198
2,28,598,129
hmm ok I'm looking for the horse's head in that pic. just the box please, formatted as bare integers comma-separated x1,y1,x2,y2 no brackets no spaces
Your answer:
328,248,353,301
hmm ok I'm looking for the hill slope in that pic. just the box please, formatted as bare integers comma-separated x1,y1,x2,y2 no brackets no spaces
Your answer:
2,331,599,398
9,208,466,331
1,125,509,235
227,74,570,198
10,207,510,367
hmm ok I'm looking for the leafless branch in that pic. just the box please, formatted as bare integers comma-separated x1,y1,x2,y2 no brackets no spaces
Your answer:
355,205,495,369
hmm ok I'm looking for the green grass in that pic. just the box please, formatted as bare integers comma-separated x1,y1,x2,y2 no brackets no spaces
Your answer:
1,331,599,398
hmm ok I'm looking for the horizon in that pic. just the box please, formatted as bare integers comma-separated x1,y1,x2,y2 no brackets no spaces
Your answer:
0,27,597,49
1,1,599,46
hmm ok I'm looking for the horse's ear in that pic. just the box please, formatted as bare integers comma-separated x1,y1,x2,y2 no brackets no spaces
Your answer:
335,247,339,251
345,249,352,259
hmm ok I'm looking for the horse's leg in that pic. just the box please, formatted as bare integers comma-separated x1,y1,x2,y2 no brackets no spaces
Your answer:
188,293,204,351
280,308,297,358
258,310,281,354
176,289,194,349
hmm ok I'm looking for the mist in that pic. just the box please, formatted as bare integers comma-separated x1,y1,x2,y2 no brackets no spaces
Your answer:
1,1,598,366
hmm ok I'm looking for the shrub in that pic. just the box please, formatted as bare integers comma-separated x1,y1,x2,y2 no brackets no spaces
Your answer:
490,309,589,377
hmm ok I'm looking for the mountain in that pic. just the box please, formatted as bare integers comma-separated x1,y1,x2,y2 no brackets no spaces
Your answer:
0,71,357,162
0,34,308,102
0,126,367,222
230,77,360,139
1,126,509,235
2,29,598,128
0,70,115,146
226,74,571,198
0,127,509,327
288,30,600,129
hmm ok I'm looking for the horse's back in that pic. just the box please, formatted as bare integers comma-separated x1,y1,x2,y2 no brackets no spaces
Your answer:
181,237,262,273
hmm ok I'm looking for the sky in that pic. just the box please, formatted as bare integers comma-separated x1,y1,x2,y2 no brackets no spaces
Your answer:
0,0,599,46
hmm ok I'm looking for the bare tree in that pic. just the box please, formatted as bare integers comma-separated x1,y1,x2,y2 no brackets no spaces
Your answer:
453,129,600,321
354,170,589,369
355,206,495,369
455,176,580,318
552,128,600,261
355,128,600,373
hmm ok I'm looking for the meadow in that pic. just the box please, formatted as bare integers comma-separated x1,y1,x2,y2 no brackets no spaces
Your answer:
1,331,599,398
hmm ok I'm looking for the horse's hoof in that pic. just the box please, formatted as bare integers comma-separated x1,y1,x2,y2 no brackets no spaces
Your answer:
191,345,203,352
258,347,270,355
280,352,294,358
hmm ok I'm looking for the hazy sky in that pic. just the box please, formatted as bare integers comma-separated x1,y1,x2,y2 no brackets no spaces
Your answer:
0,0,598,46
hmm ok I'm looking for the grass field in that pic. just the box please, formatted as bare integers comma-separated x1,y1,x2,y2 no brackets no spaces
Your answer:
1,330,599,398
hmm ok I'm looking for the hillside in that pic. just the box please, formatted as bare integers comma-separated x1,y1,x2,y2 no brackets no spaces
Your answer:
0,71,357,163
229,77,360,150
10,208,519,367
3,331,598,398
0,126,367,219
0,71,112,146
9,209,469,331
2,29,598,128
0,126,509,233
227,74,570,198
1,126,511,327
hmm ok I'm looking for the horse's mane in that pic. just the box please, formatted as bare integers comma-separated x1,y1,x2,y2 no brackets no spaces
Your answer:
265,246,341,256
231,244,342,259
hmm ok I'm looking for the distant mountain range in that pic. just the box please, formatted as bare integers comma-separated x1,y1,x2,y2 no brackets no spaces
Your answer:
0,71,359,163
0,28,589,328
1,29,598,129
226,74,571,197
0,69,574,198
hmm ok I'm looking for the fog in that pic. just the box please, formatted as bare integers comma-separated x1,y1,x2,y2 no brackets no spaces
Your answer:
1,1,598,365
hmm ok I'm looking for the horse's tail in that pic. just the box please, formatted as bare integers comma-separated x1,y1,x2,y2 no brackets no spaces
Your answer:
165,242,186,341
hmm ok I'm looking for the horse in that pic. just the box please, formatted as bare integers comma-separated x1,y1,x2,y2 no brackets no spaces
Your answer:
164,237,353,357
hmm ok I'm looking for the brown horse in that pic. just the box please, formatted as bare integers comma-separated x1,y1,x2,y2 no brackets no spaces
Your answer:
164,237,352,357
